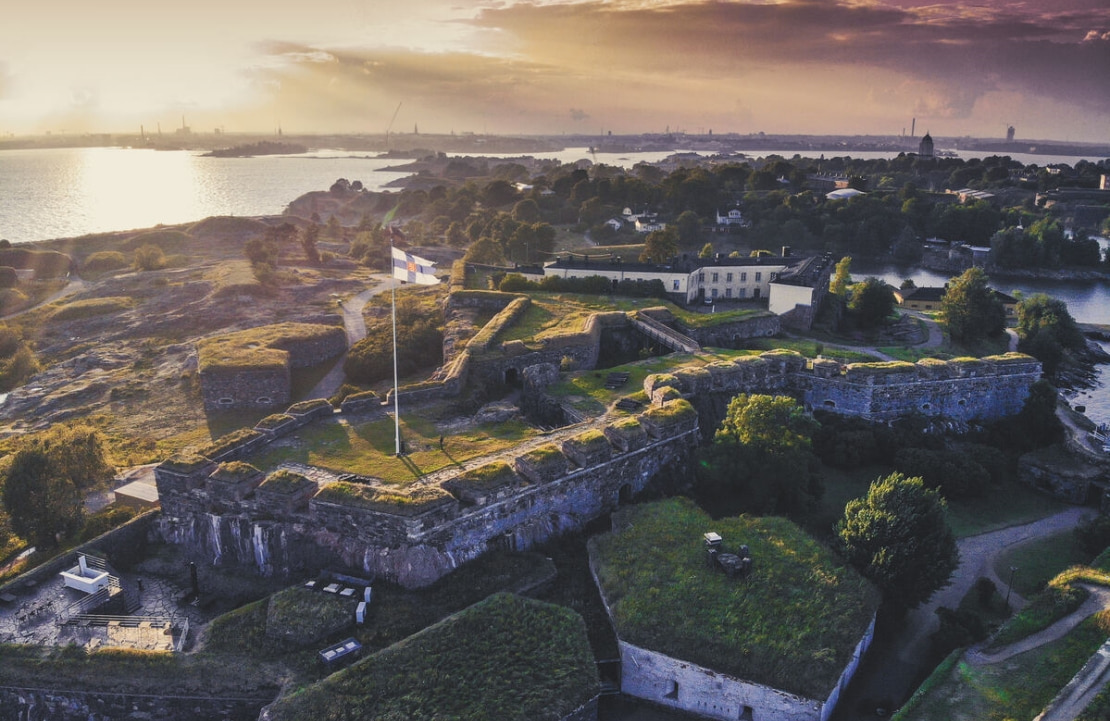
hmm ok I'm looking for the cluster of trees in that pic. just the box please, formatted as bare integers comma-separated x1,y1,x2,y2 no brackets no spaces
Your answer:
694,394,823,516
497,272,666,298
243,222,329,281
695,393,961,610
0,425,115,551
1015,293,1088,377
990,219,1103,270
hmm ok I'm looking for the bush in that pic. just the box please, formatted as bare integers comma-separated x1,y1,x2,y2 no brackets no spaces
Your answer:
0,266,17,288
82,251,129,274
133,244,166,271
79,506,137,542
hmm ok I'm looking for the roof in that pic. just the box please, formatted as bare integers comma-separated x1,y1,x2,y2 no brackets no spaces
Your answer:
545,253,802,276
826,188,865,200
590,498,880,700
769,253,835,288
114,480,159,505
901,286,947,302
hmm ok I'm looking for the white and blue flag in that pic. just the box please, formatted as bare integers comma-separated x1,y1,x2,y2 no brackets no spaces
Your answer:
391,246,440,285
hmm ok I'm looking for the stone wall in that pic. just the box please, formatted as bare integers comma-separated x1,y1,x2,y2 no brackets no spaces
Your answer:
156,410,698,589
200,366,291,411
0,687,266,721
678,313,781,348
617,642,824,721
654,351,1041,425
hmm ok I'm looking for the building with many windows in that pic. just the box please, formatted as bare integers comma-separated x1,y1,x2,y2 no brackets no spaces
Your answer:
542,252,836,329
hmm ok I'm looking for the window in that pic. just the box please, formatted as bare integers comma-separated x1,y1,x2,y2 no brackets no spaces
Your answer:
740,272,747,282
673,280,680,290
755,271,762,281
711,288,718,298
725,288,732,298
738,288,746,298
711,272,719,283
698,272,705,282
726,272,733,282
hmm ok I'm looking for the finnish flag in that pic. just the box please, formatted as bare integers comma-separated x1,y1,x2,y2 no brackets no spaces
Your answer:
391,246,440,285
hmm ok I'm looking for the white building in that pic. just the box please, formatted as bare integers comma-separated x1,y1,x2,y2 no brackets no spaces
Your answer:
542,253,836,329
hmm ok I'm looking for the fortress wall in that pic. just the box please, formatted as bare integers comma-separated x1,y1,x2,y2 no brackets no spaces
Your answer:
156,420,697,589
682,314,781,347
618,642,823,721
199,366,290,411
274,326,348,368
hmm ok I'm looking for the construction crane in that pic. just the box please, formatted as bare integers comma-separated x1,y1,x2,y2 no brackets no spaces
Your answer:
385,102,402,150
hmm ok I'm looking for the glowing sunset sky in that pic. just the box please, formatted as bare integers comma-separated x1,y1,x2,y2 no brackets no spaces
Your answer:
2,0,1108,141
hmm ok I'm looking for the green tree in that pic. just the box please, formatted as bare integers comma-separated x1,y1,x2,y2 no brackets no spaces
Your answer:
35,425,115,489
1016,294,1085,377
463,236,507,266
698,242,715,259
695,394,821,515
836,472,958,610
133,244,166,271
639,227,678,264
829,256,852,297
940,267,1005,342
245,237,279,267
848,277,895,328
2,448,84,548
676,211,702,247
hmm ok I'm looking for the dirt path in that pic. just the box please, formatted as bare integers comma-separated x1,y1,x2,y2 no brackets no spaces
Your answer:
305,273,392,400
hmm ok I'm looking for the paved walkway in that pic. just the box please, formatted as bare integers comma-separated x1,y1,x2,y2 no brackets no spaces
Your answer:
0,558,203,651
898,506,1098,667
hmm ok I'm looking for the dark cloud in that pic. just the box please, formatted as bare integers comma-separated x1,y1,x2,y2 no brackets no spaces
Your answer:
471,0,1110,119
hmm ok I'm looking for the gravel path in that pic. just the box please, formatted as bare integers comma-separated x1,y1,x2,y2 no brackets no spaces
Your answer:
897,506,1098,666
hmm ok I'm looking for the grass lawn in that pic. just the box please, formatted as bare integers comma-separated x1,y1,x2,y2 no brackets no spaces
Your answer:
896,612,1110,721
806,467,1071,542
247,414,541,484
993,531,1091,597
738,336,880,363
945,482,1072,539
546,353,705,416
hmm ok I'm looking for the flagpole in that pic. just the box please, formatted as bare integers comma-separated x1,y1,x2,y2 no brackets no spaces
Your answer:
390,233,402,456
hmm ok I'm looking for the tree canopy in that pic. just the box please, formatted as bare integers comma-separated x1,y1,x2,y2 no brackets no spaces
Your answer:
2,448,84,548
836,472,958,610
848,277,895,328
1016,293,1086,377
695,394,821,515
940,267,1005,342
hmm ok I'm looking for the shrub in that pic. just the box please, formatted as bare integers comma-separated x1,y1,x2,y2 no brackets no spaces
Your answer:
82,251,129,273
133,244,166,271
79,506,137,542
0,266,17,288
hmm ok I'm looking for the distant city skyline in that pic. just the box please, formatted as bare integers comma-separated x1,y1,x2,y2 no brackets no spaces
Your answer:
3,0,1108,143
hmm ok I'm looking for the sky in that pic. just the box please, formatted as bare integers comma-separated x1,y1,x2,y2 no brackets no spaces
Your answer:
2,0,1108,142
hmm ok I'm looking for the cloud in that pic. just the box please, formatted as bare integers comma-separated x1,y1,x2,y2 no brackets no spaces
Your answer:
569,108,589,121
469,0,1110,124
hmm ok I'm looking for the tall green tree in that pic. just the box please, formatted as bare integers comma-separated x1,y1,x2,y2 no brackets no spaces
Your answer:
639,227,678,264
836,472,958,610
940,267,1005,342
2,448,84,548
829,256,852,297
695,394,821,515
848,277,895,328
1016,294,1085,377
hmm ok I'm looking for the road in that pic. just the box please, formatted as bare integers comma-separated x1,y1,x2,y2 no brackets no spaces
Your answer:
305,273,392,400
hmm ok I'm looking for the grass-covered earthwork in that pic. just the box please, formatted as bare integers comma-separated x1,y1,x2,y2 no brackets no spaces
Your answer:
590,497,880,700
263,593,597,721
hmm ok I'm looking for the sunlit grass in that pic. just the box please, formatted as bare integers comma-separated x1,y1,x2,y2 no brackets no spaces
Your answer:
248,415,541,484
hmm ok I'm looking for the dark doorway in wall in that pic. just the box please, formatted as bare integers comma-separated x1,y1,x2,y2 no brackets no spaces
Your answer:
504,368,519,387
